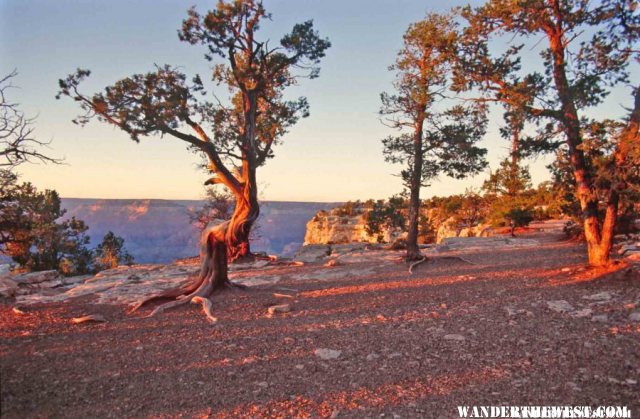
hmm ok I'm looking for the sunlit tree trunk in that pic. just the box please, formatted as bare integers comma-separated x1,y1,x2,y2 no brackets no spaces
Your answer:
546,6,628,267
225,170,259,262
406,118,425,261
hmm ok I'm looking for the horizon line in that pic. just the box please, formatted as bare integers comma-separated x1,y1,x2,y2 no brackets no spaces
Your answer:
61,197,345,204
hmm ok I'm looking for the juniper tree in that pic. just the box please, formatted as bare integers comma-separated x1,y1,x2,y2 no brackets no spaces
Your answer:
456,0,639,266
483,158,532,198
94,231,134,271
57,0,330,319
381,12,488,261
0,175,92,275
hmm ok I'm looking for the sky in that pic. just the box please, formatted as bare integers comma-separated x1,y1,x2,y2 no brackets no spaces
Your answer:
1,0,637,202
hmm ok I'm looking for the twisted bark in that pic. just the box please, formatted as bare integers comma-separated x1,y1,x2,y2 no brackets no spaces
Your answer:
129,182,258,319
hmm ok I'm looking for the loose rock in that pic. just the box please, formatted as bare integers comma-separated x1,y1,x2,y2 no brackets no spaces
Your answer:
547,300,575,313
583,292,613,301
314,348,341,360
570,308,593,318
443,334,466,341
267,304,291,316
628,312,640,322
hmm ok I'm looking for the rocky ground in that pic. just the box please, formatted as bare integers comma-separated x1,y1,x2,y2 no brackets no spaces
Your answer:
1,220,639,418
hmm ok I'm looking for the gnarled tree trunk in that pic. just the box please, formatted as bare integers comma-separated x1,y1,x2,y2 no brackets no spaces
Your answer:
547,12,613,267
130,177,259,321
225,172,260,263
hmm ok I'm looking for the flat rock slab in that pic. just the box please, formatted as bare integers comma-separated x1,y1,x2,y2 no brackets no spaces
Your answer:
314,348,342,360
434,237,540,252
546,300,575,313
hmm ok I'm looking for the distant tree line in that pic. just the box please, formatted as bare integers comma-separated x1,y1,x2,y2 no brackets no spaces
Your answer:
0,170,133,275
334,158,589,243
0,72,133,276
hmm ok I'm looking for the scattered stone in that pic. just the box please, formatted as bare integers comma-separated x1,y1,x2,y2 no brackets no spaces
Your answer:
547,300,575,313
561,267,572,273
12,307,25,315
324,259,341,267
625,252,640,262
0,277,19,298
62,275,92,286
273,293,294,299
614,234,629,242
443,334,466,341
570,308,593,318
505,307,529,317
294,245,331,263
628,312,640,322
331,243,368,254
366,353,380,361
438,237,540,251
71,314,107,324
12,270,60,285
232,260,270,271
267,304,291,316
619,244,639,255
566,381,582,392
314,348,341,360
583,292,613,301
591,315,609,323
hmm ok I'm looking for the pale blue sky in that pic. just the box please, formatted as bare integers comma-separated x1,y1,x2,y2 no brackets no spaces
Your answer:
1,0,636,201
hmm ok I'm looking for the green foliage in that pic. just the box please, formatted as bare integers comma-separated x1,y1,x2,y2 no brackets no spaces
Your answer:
0,170,93,275
418,214,436,244
57,0,330,185
1,171,136,275
364,197,407,243
335,201,361,217
380,12,488,186
483,159,532,198
94,231,134,271
505,207,534,234
456,0,639,263
423,190,489,228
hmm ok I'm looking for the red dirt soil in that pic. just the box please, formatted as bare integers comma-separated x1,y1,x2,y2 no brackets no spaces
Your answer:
1,225,639,418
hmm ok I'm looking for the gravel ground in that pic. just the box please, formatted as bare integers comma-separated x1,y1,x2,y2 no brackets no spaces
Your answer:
1,224,639,418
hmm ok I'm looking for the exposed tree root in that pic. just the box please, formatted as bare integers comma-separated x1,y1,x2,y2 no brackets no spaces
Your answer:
408,254,479,274
227,280,248,290
129,220,256,322
408,255,427,274
129,278,202,313
191,296,218,323
71,314,107,324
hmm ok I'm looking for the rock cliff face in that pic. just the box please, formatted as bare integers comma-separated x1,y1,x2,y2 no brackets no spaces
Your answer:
303,209,401,245
304,206,490,245
435,216,491,243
